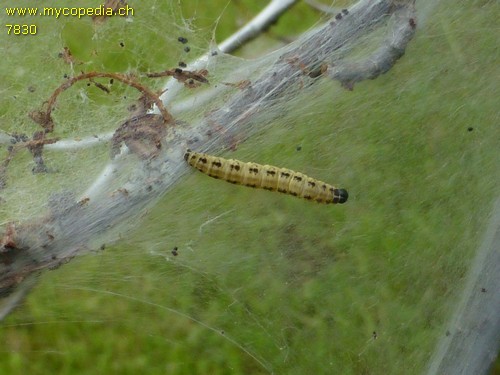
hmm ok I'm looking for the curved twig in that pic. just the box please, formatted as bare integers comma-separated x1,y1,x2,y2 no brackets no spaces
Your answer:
29,71,173,133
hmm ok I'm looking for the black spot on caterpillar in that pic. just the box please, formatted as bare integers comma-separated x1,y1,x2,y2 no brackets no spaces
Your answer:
184,150,348,204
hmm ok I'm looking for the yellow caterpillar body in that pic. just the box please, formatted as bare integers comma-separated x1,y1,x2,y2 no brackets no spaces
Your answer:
184,150,348,204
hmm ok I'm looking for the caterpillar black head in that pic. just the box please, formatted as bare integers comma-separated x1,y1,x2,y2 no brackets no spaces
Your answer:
334,188,349,204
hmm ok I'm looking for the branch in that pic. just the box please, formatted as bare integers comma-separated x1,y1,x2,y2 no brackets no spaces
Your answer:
217,0,299,53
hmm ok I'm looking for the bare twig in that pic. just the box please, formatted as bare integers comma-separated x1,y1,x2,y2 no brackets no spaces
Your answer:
218,0,299,53
146,68,209,88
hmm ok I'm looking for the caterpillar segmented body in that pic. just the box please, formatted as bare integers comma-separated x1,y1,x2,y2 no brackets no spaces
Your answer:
184,150,348,204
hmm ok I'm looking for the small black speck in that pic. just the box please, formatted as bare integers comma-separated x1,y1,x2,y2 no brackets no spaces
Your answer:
109,79,114,84
119,42,125,47
178,36,188,44
175,68,183,74
335,13,342,20
342,9,349,15
87,83,91,86
211,50,218,56
63,74,68,79
445,330,451,336
100,244,106,251
172,246,178,256
296,145,302,151
467,127,474,132
28,86,35,93
178,61,187,68
184,46,191,53
481,287,486,293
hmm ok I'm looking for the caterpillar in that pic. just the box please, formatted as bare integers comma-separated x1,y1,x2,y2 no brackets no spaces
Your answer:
184,149,348,204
